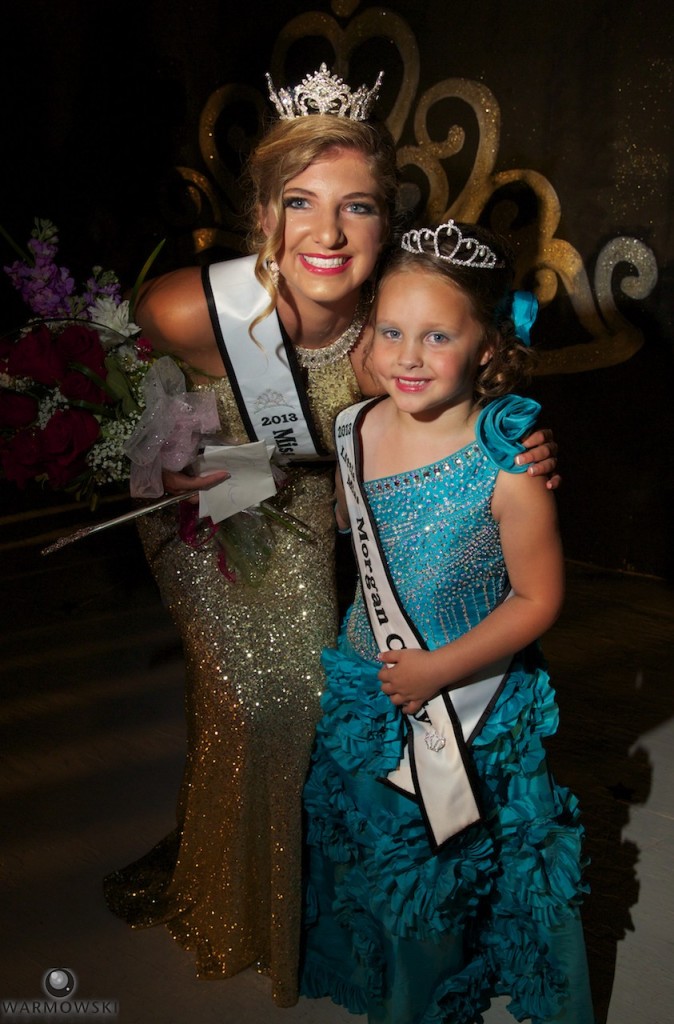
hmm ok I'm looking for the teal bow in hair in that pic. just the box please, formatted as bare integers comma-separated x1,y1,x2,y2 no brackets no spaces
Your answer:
509,290,538,346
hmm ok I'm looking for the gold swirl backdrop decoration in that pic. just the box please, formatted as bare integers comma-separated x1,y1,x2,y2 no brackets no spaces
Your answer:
172,1,658,376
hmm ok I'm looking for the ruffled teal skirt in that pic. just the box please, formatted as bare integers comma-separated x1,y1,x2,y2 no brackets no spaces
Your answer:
301,634,595,1024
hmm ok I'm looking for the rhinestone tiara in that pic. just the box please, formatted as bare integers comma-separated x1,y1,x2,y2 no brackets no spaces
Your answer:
266,63,383,121
400,220,505,269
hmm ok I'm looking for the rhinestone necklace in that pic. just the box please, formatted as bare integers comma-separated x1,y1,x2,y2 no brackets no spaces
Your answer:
293,293,370,369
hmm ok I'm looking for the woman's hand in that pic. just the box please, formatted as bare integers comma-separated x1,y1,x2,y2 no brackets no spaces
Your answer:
333,467,350,531
515,428,560,490
162,468,230,503
377,649,445,715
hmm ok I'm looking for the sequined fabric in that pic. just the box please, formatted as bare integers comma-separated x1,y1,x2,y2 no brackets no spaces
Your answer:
103,359,362,1007
347,441,507,661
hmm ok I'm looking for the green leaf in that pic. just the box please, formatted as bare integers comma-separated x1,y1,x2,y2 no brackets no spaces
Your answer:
102,360,141,415
0,222,31,264
103,364,131,400
128,238,166,320
69,359,108,391
67,397,111,417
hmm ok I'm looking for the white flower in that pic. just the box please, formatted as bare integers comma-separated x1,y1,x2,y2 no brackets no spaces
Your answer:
37,389,68,428
87,297,140,348
87,412,144,484
1,370,22,389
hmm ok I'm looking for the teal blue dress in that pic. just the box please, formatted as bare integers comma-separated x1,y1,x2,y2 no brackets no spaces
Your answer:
301,396,594,1024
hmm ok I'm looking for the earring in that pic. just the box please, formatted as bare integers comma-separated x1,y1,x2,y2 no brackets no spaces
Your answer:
268,259,280,287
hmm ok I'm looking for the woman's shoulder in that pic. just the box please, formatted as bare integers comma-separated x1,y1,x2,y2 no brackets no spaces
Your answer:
475,394,542,473
135,265,204,323
134,265,216,362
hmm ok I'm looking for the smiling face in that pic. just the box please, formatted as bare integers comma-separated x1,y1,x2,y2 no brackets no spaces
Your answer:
260,146,385,313
370,268,493,420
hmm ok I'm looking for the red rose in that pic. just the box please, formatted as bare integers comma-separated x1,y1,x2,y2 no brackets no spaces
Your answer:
7,324,66,386
58,368,108,406
41,408,101,488
1,428,45,487
134,335,154,361
55,324,107,377
0,391,39,428
0,334,15,370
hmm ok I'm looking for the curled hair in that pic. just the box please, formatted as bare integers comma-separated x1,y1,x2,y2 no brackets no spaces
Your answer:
374,223,536,402
242,114,400,333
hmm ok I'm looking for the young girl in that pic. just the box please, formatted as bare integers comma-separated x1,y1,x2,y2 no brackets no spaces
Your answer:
301,221,594,1023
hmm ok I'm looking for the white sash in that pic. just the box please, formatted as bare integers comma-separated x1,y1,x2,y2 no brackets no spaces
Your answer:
337,399,511,851
205,256,330,459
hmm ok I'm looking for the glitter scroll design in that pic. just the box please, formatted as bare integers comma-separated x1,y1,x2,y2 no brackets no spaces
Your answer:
168,0,658,375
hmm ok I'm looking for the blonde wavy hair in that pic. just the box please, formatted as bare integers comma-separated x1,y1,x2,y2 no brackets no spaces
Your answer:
242,115,400,335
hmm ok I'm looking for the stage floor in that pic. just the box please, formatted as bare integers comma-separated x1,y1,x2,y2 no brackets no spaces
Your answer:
2,500,673,1023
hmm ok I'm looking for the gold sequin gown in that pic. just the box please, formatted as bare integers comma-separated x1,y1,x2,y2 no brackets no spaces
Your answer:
103,356,363,1007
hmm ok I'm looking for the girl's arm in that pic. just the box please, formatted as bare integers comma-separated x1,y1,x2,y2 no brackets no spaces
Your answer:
378,471,564,712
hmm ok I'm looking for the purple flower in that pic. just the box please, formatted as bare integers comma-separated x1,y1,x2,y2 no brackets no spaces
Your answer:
28,235,59,262
5,257,76,319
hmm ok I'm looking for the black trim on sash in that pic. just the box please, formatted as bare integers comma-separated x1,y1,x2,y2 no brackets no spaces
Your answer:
382,691,487,854
280,321,330,458
406,708,480,854
464,667,510,746
381,716,423,802
381,692,486,854
350,398,426,649
203,264,258,443
203,264,329,458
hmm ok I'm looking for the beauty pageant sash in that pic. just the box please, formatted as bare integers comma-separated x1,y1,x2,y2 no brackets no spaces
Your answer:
204,255,329,459
336,399,511,851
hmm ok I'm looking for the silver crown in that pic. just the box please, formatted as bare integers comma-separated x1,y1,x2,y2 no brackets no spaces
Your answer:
401,220,505,269
266,63,383,121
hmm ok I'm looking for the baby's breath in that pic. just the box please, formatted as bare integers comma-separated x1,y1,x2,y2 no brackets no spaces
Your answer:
86,408,145,484
37,389,69,427
1,371,31,391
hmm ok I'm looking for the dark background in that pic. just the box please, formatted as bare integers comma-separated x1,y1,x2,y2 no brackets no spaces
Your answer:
2,0,673,577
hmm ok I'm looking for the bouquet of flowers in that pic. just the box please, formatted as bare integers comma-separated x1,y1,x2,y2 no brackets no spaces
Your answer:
1,218,314,583
0,218,161,507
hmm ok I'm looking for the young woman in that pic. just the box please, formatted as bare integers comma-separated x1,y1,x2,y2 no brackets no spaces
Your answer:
301,221,593,1022
103,68,559,1007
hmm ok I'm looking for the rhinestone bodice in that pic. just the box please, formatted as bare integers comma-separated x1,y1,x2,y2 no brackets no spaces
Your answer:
346,441,507,660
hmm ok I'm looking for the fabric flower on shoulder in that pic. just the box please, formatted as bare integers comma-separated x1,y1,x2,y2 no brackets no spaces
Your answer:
475,394,542,472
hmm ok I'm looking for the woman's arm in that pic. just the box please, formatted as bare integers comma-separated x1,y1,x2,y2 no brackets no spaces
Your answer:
333,465,351,532
135,266,227,377
378,471,564,712
135,267,230,497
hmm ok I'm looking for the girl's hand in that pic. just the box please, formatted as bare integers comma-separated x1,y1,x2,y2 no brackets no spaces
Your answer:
162,468,230,503
515,428,560,490
377,649,445,713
